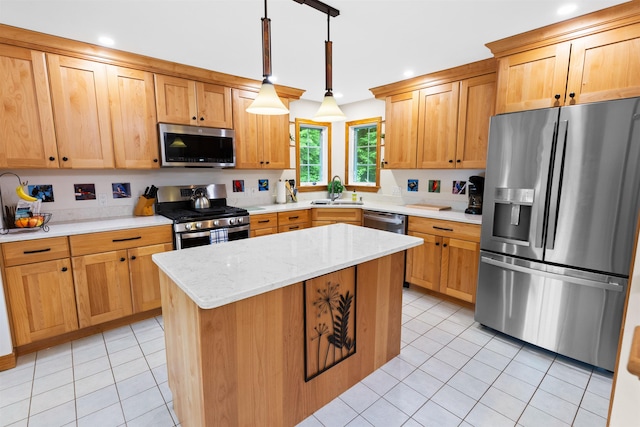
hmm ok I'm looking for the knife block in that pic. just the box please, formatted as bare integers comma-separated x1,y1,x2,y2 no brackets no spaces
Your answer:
134,196,155,216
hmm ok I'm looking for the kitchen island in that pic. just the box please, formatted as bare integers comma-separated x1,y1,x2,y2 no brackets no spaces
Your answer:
152,223,422,426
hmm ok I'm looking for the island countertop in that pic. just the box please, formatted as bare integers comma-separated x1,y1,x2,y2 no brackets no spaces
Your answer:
152,223,423,309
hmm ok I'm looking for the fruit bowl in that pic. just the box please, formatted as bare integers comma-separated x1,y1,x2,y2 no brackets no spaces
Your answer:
8,213,52,232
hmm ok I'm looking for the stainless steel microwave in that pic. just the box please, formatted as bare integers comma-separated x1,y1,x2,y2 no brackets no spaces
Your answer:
158,123,235,168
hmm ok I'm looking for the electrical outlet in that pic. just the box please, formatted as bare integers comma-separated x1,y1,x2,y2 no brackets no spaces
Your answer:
250,187,257,196
98,193,108,207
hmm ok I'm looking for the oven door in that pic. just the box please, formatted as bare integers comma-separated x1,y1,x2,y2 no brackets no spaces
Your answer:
175,225,250,249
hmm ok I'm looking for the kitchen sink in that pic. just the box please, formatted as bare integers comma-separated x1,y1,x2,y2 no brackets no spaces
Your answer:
311,199,364,205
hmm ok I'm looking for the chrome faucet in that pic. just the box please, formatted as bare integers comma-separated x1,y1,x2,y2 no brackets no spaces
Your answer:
329,175,343,201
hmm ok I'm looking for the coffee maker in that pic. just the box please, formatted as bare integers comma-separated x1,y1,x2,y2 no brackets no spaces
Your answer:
465,176,484,215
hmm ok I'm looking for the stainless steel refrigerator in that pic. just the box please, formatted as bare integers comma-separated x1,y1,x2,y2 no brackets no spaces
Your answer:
475,96,640,371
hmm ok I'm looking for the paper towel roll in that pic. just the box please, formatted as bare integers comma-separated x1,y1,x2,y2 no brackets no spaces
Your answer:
276,181,286,204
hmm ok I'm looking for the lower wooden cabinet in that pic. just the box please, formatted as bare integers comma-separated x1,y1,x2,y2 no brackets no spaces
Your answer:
129,243,173,313
277,210,310,233
311,208,362,227
250,213,278,237
2,237,78,346
406,217,480,303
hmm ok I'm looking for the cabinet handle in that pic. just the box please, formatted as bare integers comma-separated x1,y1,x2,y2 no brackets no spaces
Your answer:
120,257,126,262
49,156,56,161
24,248,51,254
131,255,137,260
289,225,300,230
112,236,142,242
569,92,576,98
258,219,271,223
554,94,561,100
62,157,69,161
289,216,299,220
61,267,68,272
433,226,453,232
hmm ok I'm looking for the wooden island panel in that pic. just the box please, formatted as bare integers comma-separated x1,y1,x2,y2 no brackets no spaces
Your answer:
160,251,405,427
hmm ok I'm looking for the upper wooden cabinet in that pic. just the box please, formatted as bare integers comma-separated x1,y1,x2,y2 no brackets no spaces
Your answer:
47,54,115,168
488,4,640,113
0,44,58,169
154,74,233,128
107,66,160,168
372,59,496,169
233,89,290,169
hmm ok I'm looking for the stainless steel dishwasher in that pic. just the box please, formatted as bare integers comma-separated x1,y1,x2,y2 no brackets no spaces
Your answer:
363,210,407,234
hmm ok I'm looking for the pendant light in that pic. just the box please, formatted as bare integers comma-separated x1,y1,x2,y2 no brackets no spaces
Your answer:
246,0,289,115
313,9,345,122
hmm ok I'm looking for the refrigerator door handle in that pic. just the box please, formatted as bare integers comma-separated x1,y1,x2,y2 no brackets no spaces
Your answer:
546,120,569,250
534,122,558,248
480,256,625,292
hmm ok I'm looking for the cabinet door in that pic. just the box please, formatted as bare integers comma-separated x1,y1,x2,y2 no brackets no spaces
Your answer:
0,45,58,169
494,42,571,114
154,74,197,125
129,243,173,313
72,250,133,327
567,23,640,105
417,83,459,169
5,259,77,346
440,238,479,303
233,89,263,168
48,54,114,168
456,74,495,169
108,66,160,169
383,92,418,168
195,82,233,128
260,98,290,169
405,231,441,291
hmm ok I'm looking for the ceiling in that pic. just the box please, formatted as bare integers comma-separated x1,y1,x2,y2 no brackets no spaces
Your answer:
0,0,630,105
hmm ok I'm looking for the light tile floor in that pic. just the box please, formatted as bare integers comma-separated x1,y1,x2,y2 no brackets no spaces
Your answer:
0,286,612,427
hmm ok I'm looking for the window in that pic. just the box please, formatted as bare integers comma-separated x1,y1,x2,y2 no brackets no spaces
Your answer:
296,118,331,190
346,117,381,191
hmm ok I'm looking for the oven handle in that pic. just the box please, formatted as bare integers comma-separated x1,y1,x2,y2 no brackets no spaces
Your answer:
227,224,250,234
179,230,213,240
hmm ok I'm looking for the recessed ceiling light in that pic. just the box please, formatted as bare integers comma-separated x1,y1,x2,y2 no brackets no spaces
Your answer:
557,3,577,15
404,70,414,78
98,36,114,46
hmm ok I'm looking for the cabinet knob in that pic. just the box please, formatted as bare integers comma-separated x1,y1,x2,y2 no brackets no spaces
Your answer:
61,267,68,272
131,255,137,260
260,161,264,164
200,117,205,121
554,94,561,100
120,257,126,262
569,92,576,98
456,159,461,163
153,159,158,163
49,156,56,161
192,116,197,120
265,161,270,165
435,242,440,246
443,243,448,248
62,157,69,162
448,160,453,163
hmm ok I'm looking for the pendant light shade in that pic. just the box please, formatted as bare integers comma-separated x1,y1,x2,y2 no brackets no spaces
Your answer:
247,0,289,115
313,10,345,122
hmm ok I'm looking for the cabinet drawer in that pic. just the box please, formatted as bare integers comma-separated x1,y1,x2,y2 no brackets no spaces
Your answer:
311,208,362,223
250,213,278,230
408,217,480,242
2,237,70,267
278,223,310,233
277,210,310,227
69,225,172,256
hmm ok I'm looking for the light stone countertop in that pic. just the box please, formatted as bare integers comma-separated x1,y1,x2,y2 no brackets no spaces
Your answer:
245,200,483,225
152,223,423,309
0,215,173,243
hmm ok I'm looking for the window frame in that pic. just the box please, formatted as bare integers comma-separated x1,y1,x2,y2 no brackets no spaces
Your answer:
344,117,382,192
295,118,332,192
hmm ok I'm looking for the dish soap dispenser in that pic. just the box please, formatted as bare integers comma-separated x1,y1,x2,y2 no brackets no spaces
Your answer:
352,190,358,202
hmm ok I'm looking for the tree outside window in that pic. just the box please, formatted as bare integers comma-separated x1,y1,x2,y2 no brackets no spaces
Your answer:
346,117,381,191
296,118,331,190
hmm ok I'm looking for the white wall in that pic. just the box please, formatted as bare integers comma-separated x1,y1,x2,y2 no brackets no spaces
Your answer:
609,239,640,424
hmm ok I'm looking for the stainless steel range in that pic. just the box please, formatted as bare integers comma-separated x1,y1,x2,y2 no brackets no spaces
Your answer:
155,184,250,249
